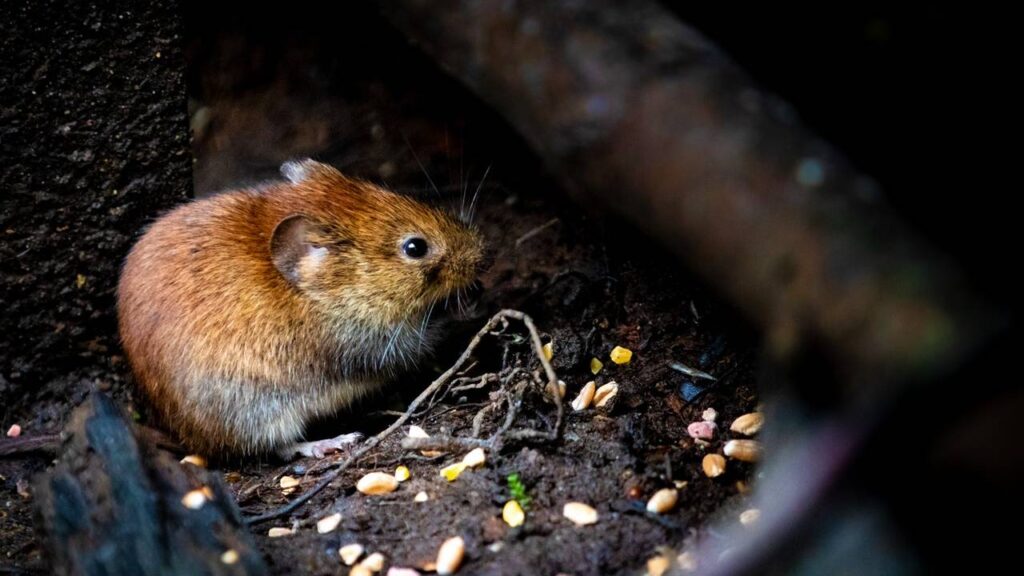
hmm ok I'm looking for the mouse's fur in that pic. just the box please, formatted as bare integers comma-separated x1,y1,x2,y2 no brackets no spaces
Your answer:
117,160,484,456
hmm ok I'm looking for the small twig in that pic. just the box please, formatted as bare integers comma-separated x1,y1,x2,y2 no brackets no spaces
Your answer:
400,436,491,451
471,403,496,437
245,309,559,524
0,434,60,457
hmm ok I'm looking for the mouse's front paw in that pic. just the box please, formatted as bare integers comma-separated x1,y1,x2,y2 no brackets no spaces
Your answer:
278,432,365,460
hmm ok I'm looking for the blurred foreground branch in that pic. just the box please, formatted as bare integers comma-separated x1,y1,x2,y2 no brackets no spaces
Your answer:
379,0,991,393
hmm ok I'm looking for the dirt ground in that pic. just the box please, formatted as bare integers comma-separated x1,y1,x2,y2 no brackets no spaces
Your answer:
2,4,759,575
187,9,761,575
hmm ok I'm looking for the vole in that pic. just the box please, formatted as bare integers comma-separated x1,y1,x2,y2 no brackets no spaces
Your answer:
117,159,485,458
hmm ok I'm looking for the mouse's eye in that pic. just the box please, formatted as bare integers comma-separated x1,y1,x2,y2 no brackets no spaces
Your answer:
402,237,429,259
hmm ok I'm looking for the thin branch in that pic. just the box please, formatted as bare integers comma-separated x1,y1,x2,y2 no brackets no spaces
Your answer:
245,309,559,524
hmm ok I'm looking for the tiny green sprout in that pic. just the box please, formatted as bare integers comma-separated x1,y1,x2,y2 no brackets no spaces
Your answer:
507,473,531,509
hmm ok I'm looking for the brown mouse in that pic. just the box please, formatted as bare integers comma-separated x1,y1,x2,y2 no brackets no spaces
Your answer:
117,159,485,458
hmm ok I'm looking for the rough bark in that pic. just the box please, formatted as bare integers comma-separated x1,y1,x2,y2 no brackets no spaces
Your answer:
33,393,266,576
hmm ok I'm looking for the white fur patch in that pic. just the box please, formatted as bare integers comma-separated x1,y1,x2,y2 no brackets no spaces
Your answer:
280,159,313,184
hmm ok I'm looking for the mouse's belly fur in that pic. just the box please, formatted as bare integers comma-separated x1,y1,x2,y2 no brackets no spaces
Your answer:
171,372,382,455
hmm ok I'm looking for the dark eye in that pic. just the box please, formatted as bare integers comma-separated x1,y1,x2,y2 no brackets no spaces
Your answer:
402,237,429,259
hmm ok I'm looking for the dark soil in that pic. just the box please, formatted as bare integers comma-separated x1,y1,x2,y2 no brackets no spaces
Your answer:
1,1,190,571
2,3,760,574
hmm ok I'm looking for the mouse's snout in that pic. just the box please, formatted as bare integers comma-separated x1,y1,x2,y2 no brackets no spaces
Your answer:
439,226,487,293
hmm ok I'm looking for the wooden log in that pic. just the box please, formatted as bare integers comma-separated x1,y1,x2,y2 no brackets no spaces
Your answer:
32,393,266,576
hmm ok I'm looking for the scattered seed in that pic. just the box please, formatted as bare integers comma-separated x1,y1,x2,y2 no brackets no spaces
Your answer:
340,543,365,566
590,357,604,375
647,554,671,576
547,379,567,398
408,426,430,439
387,568,421,576
440,462,468,482
542,341,554,361
701,407,718,422
730,412,764,436
268,527,294,538
220,549,239,565
646,488,678,514
673,480,688,490
181,489,208,510
409,426,442,457
414,491,429,502
571,381,596,411
317,512,343,534
702,454,727,478
350,565,373,576
462,447,486,468
610,346,633,364
723,439,761,462
180,454,207,467
6,424,22,438
394,466,411,482
594,382,618,407
357,472,399,495
436,536,465,575
562,502,599,526
502,500,525,527
361,552,385,572
739,508,761,526
687,421,716,440
279,475,299,495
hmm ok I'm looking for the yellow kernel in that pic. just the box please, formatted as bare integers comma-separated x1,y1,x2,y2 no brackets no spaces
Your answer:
542,341,554,361
394,465,411,482
502,500,525,527
590,357,604,375
609,346,633,364
440,462,467,482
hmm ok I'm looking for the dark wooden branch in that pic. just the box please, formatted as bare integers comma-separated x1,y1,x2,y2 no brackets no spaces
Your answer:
33,393,266,576
378,0,992,393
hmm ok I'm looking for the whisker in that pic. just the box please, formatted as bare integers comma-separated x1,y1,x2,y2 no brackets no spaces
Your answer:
459,166,471,222
403,133,440,198
467,163,492,224
417,301,436,353
380,321,405,369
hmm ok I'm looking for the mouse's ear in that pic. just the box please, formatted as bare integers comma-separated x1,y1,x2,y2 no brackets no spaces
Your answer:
280,159,337,184
270,215,329,285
